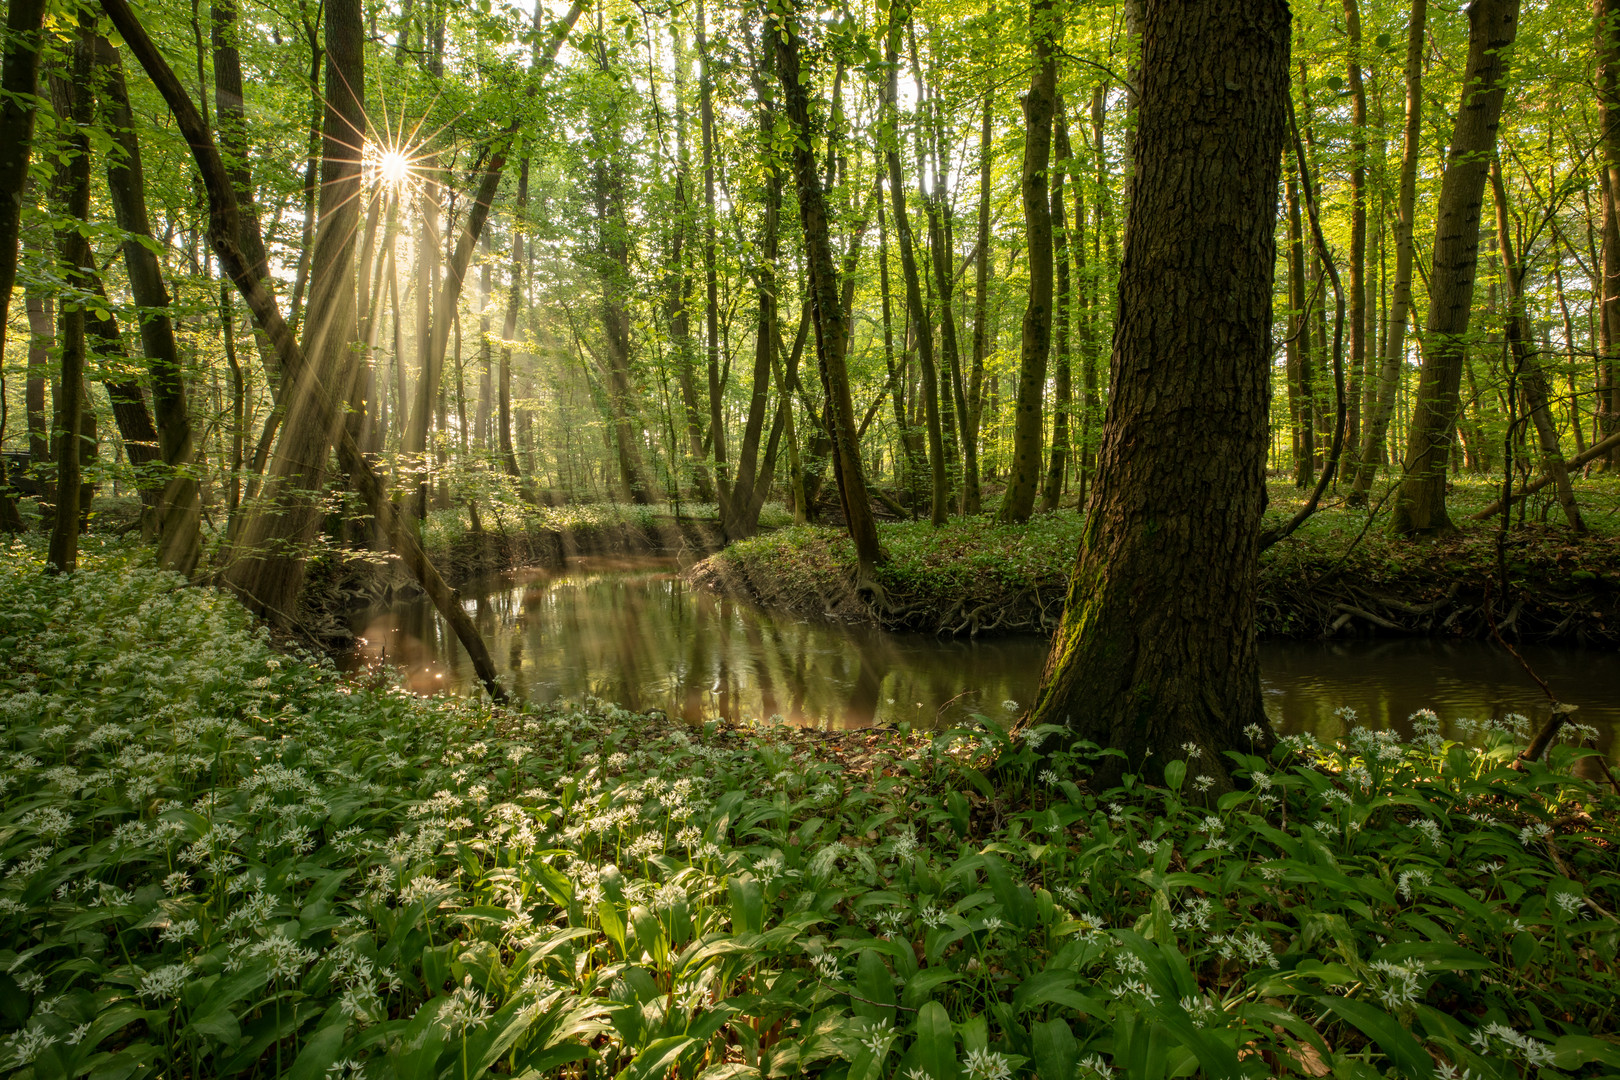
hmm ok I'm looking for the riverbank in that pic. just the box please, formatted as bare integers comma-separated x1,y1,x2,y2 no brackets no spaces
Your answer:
2,542,1617,1078
688,479,1620,643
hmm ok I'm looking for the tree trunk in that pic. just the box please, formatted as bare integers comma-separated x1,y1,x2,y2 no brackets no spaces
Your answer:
882,4,947,525
1598,0,1620,467
773,0,884,582
1491,162,1584,530
1027,0,1288,790
1040,101,1073,513
222,0,366,618
1351,0,1425,503
47,27,95,574
97,35,201,574
1341,0,1368,476
1392,0,1519,535
968,89,992,514
999,0,1058,523
699,0,727,513
499,159,529,485
0,0,48,531
1285,162,1314,488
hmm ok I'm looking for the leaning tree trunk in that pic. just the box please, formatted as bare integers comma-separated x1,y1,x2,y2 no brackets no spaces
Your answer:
1351,0,1425,503
1391,0,1519,535
97,35,201,574
0,0,49,531
999,0,1058,524
773,0,884,583
1026,0,1289,791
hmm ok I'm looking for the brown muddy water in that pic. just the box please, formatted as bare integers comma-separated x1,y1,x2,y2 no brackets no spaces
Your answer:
351,557,1620,758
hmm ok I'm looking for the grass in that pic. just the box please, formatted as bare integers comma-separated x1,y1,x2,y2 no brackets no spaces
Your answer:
2,541,1618,1079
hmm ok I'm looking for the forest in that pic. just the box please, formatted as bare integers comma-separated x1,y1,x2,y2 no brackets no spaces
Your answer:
2,0,1620,1077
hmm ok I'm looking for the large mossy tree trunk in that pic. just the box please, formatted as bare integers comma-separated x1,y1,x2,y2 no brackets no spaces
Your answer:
1391,0,1519,535
998,0,1058,525
1026,0,1289,789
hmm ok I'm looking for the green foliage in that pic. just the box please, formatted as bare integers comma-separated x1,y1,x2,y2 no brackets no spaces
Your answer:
1,542,1618,1078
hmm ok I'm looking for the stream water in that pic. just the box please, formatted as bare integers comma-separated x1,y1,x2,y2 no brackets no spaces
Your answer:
353,557,1620,758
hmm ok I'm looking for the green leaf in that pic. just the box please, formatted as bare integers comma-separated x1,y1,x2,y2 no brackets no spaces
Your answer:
1315,995,1436,1080
618,1036,698,1080
1031,1018,1077,1080
912,1001,958,1080
853,950,894,1024
283,1021,344,1080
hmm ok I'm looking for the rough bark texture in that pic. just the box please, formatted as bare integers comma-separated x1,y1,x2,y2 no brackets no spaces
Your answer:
1285,165,1314,488
998,0,1058,524
773,0,884,581
1392,0,1519,535
1026,0,1289,789
1040,105,1072,513
1341,0,1368,474
1351,0,1426,502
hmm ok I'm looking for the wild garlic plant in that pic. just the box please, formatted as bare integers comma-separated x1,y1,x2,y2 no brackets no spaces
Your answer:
0,540,1616,1080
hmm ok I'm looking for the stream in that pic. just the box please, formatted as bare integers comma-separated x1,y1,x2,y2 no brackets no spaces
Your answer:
353,557,1620,758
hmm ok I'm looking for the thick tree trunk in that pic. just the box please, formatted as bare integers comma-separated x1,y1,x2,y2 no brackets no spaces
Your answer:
1040,103,1073,513
999,0,1058,523
1392,0,1519,535
47,29,95,574
223,0,366,618
97,35,200,574
0,0,49,531
773,0,884,581
1027,0,1288,790
1351,0,1425,503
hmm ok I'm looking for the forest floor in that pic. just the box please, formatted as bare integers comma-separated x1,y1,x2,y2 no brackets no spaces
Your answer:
688,476,1620,643
1,539,1616,1079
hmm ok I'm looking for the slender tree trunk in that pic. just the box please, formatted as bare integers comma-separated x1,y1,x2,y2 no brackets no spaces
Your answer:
1040,101,1073,513
27,297,51,472
773,0,884,581
1392,0,1520,535
967,89,992,515
999,0,1059,523
699,0,727,512
47,28,95,574
1028,0,1289,790
882,4,947,525
1342,0,1368,476
1491,162,1584,529
0,0,49,531
97,35,201,573
1352,0,1426,502
1286,164,1315,487
499,159,529,484
1598,0,1620,466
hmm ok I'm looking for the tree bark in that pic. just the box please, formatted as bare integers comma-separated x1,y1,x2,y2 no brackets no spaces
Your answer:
47,28,95,574
1026,0,1288,790
1341,0,1368,476
1392,0,1519,535
97,35,201,574
499,159,530,485
1351,0,1426,503
1491,161,1584,530
222,0,366,618
698,0,728,513
1598,0,1620,467
773,0,885,582
968,89,992,514
0,0,49,530
882,2,947,525
1040,102,1073,513
1285,161,1314,488
999,0,1058,523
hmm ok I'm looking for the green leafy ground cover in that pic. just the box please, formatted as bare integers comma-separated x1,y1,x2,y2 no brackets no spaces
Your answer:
2,542,1619,1079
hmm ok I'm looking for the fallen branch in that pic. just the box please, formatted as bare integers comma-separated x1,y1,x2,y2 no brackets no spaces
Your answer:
1472,429,1620,520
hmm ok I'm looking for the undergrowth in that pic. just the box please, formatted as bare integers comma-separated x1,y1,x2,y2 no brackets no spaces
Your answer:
1,542,1618,1079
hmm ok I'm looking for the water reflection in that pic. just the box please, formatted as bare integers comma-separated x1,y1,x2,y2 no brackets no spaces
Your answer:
352,558,1619,758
